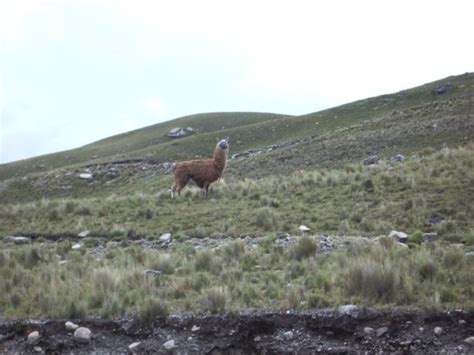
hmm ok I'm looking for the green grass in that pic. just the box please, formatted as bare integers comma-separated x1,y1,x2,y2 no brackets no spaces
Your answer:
1,145,473,239
0,236,472,319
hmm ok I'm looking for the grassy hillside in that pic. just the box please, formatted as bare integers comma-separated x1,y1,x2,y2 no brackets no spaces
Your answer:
1,73,473,184
1,73,474,319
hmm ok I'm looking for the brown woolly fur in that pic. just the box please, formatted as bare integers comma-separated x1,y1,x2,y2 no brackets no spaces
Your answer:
171,139,229,198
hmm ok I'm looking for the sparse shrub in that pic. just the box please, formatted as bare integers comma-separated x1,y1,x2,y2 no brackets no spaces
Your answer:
409,230,424,244
345,257,402,303
442,247,464,268
222,240,245,263
418,260,438,281
48,208,61,221
76,204,91,216
288,236,318,261
200,286,227,314
195,249,215,272
254,207,278,231
147,253,175,274
307,291,331,308
64,201,76,214
138,296,169,323
363,178,375,192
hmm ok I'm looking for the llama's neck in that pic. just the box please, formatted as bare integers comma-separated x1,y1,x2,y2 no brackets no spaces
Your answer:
213,148,228,171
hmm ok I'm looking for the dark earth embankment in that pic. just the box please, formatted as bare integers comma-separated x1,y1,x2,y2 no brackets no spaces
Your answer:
1,309,473,354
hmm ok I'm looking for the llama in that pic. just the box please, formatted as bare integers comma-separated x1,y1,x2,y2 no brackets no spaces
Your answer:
171,139,229,199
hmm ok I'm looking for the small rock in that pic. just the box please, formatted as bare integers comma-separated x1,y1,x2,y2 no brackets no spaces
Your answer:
28,331,40,344
191,325,200,332
79,173,93,180
74,327,91,342
459,319,467,325
338,304,358,315
78,230,90,238
283,331,294,341
465,252,474,258
163,339,175,350
159,233,172,243
400,340,412,346
298,225,311,232
363,155,379,166
434,327,443,336
128,341,141,352
71,243,82,250
390,154,405,163
33,346,42,352
465,336,474,345
432,84,454,95
419,327,424,332
364,327,374,335
58,260,68,265
388,230,408,243
65,321,79,331
254,336,262,342
3,236,31,244
376,327,389,337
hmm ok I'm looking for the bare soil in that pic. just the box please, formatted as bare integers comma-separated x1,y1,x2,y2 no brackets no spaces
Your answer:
1,308,473,354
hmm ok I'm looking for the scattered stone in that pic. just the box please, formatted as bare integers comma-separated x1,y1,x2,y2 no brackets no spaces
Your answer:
388,230,408,243
71,243,82,250
400,340,412,346
74,327,92,342
191,325,200,332
376,327,389,337
423,233,439,242
283,331,294,341
167,127,194,138
163,339,175,350
79,173,93,180
78,230,90,238
28,331,40,344
159,233,172,243
465,336,474,346
65,321,79,331
390,154,405,163
3,236,31,244
465,252,474,258
363,155,379,166
397,242,409,248
364,327,374,335
419,327,425,332
298,225,311,233
434,327,443,336
128,341,141,352
432,84,454,95
338,304,358,315
33,346,42,352
58,260,68,265
254,336,262,342
459,319,467,325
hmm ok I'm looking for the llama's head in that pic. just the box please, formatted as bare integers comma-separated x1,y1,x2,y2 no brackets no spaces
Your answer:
217,139,229,151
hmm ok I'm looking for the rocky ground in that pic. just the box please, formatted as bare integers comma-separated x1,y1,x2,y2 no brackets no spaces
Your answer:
1,308,473,354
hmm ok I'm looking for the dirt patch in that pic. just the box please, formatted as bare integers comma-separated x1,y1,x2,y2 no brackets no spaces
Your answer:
1,309,473,354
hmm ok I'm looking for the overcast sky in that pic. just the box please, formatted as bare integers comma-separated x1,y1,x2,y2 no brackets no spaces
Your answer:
0,0,473,164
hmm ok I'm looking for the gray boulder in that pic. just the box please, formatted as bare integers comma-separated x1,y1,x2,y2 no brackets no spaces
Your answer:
167,127,194,138
28,331,40,344
432,84,454,95
3,236,31,244
163,339,175,350
390,154,405,163
74,327,91,342
363,155,379,166
389,230,408,243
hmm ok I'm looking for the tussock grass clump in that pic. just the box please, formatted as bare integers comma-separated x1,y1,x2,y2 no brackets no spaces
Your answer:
138,296,169,323
254,207,278,231
288,236,318,261
200,286,228,314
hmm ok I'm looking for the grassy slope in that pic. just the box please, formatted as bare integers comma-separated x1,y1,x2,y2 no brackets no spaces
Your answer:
1,73,472,182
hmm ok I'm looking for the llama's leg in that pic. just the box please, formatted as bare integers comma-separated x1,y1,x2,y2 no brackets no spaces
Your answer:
173,176,190,198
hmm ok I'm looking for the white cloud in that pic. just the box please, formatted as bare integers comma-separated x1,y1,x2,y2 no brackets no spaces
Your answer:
141,96,166,117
